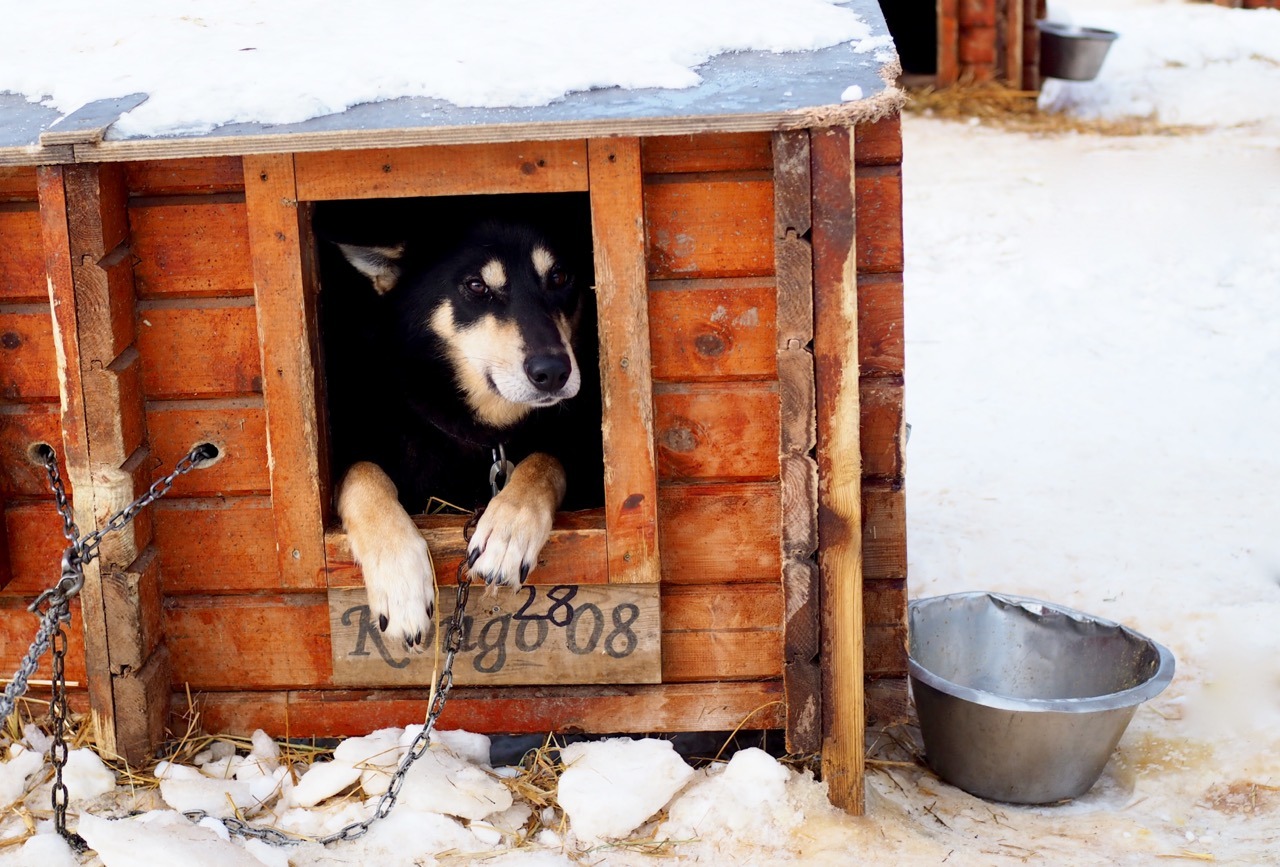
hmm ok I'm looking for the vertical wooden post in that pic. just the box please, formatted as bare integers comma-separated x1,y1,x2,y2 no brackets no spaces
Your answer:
774,130,822,753
588,139,660,586
1005,0,1025,87
810,127,865,814
242,154,327,589
937,0,961,86
38,163,168,762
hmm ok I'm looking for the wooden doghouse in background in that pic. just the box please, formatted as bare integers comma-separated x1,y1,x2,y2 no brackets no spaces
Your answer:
882,0,1047,89
0,1,906,813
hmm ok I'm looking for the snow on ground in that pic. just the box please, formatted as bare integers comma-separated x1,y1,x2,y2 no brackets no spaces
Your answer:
3,0,1279,864
1040,0,1280,133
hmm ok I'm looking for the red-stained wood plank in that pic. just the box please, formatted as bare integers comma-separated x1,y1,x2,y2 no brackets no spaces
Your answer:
641,133,772,175
243,154,328,588
654,383,780,482
0,208,47,303
648,278,777,382
130,199,253,298
183,681,786,739
588,138,661,586
137,301,263,399
644,178,775,279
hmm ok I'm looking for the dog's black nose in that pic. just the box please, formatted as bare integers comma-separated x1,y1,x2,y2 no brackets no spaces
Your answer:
525,354,571,392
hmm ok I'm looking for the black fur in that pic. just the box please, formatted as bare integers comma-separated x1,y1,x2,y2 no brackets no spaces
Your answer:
317,197,603,515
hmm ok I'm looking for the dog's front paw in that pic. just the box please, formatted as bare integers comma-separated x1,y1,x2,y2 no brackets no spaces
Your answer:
353,524,436,651
467,486,554,589
339,462,436,651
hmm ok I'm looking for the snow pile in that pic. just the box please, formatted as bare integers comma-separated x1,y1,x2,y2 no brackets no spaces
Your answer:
0,0,876,137
557,738,694,843
1040,0,1280,130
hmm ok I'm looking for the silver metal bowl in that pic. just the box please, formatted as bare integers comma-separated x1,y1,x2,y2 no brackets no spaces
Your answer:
1038,21,1120,81
908,592,1175,804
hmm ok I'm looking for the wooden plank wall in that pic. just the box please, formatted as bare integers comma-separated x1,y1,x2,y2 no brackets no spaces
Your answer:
938,0,1044,88
855,119,909,725
0,166,87,707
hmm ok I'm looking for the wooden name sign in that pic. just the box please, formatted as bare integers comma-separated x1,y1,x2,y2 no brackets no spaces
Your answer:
327,583,661,686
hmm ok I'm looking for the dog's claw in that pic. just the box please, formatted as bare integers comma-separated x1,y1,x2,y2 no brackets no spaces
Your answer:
519,562,531,584
378,613,389,632
467,547,481,567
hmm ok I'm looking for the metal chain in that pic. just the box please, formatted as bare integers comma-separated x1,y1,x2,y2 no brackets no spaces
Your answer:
0,444,214,852
4,442,474,851
183,515,478,847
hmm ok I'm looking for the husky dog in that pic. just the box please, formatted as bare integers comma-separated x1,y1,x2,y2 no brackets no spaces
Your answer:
319,202,601,650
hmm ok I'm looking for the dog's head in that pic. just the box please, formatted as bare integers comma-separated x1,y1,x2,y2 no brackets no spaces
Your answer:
337,221,585,430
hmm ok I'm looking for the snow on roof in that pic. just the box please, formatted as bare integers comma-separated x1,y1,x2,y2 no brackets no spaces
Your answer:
0,0,901,166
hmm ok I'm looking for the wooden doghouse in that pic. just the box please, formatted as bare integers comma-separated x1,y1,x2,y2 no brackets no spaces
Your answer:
883,0,1047,88
0,4,906,813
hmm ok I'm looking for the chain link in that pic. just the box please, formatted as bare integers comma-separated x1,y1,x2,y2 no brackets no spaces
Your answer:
182,520,476,847
3,443,471,852
0,444,214,852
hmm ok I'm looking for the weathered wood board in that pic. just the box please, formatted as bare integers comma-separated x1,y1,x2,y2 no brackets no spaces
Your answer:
328,583,661,686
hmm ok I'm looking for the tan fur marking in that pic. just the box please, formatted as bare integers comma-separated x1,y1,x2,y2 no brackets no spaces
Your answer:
532,246,555,279
337,462,402,531
480,259,507,289
429,305,533,429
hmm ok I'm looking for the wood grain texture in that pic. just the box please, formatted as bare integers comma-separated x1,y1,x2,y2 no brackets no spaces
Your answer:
854,117,903,167
243,154,327,588
855,166,904,274
325,511,608,590
152,496,281,593
588,138,661,585
165,580,775,690
862,484,907,583
36,163,156,761
1,502,64,596
328,583,661,687
145,399,269,496
865,676,911,727
130,199,253,298
184,681,785,739
125,157,246,196
293,141,589,200
0,599,87,684
136,301,263,399
0,208,47,303
648,278,777,382
644,178,775,279
0,308,59,402
775,128,821,753
654,382,780,482
0,167,38,201
810,126,864,814
938,0,961,86
641,133,772,175
656,482,780,585
857,274,904,376
860,380,906,481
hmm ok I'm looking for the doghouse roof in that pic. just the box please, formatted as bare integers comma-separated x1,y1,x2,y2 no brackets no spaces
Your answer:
0,0,900,168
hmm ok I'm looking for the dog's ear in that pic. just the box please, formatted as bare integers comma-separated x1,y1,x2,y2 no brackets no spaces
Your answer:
335,243,405,295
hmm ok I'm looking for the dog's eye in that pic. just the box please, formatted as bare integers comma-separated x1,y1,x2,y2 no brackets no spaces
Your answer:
463,277,489,297
547,266,569,289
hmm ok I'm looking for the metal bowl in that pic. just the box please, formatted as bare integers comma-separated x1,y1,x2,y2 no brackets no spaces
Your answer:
908,592,1175,804
1037,21,1120,81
